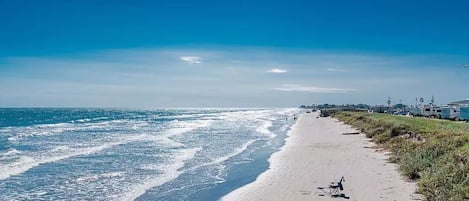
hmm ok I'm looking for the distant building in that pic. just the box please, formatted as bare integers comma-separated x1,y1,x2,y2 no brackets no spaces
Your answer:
448,99,469,106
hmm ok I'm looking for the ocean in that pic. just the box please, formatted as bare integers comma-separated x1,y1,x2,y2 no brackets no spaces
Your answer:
0,108,298,200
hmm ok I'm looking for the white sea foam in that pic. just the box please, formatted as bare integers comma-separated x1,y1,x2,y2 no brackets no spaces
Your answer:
209,140,257,166
76,171,125,184
7,119,150,141
0,135,144,180
158,119,214,148
100,171,125,178
76,118,91,123
7,122,85,141
166,114,200,119
168,140,258,185
187,139,257,173
118,147,202,201
216,110,275,124
139,164,161,171
166,119,213,136
0,155,37,180
279,123,290,133
50,145,70,152
130,121,149,131
1,148,21,157
256,120,275,138
8,123,72,141
76,175,100,183
274,108,299,116
92,117,109,121
0,109,295,200
0,127,13,133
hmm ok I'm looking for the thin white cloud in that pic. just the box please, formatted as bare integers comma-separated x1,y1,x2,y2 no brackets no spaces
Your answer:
273,84,354,93
267,68,287,73
327,68,346,72
180,56,202,64
2,47,466,107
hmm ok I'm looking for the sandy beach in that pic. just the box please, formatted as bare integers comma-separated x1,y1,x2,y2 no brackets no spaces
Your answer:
222,112,420,201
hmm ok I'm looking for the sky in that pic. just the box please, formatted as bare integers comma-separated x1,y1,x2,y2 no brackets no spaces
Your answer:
0,0,468,108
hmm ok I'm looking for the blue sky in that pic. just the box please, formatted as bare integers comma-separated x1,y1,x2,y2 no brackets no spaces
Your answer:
1,0,468,107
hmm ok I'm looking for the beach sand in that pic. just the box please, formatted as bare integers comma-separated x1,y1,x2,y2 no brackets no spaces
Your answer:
222,112,421,201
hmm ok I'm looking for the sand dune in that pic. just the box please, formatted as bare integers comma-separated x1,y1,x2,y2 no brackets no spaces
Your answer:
222,112,421,201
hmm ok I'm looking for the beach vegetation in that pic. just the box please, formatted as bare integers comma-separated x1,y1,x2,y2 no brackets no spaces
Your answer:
332,111,469,201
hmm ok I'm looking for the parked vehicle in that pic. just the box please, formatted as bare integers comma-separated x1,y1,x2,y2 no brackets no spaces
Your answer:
370,105,394,113
459,106,469,121
393,111,408,116
421,106,442,118
407,107,423,116
441,106,460,120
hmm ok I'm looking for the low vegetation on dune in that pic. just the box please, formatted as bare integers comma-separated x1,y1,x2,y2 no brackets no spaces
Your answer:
332,111,469,201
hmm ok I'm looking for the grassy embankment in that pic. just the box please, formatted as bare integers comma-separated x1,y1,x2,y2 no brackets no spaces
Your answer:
332,111,468,201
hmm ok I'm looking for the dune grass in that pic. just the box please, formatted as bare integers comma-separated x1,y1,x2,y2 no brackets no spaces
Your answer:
332,111,469,201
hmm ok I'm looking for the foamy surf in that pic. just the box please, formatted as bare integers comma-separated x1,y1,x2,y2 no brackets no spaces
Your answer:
118,147,202,201
0,134,145,180
0,108,299,201
256,120,275,138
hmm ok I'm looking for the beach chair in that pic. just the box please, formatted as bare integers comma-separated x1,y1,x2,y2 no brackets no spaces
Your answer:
329,177,345,195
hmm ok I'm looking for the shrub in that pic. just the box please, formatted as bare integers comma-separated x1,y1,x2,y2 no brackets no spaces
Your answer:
332,111,469,201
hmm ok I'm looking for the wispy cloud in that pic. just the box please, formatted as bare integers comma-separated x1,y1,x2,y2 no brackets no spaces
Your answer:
273,84,354,93
327,68,346,72
266,68,287,73
180,56,201,64
1,47,466,107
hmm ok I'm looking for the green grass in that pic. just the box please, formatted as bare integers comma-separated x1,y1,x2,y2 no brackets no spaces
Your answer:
332,111,469,201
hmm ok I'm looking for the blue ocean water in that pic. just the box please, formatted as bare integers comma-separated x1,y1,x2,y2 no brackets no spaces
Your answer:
0,108,298,200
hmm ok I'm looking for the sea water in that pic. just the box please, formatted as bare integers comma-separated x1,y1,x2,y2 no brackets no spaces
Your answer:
0,108,298,200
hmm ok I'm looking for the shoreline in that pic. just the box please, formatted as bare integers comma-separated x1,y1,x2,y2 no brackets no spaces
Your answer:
221,112,420,201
